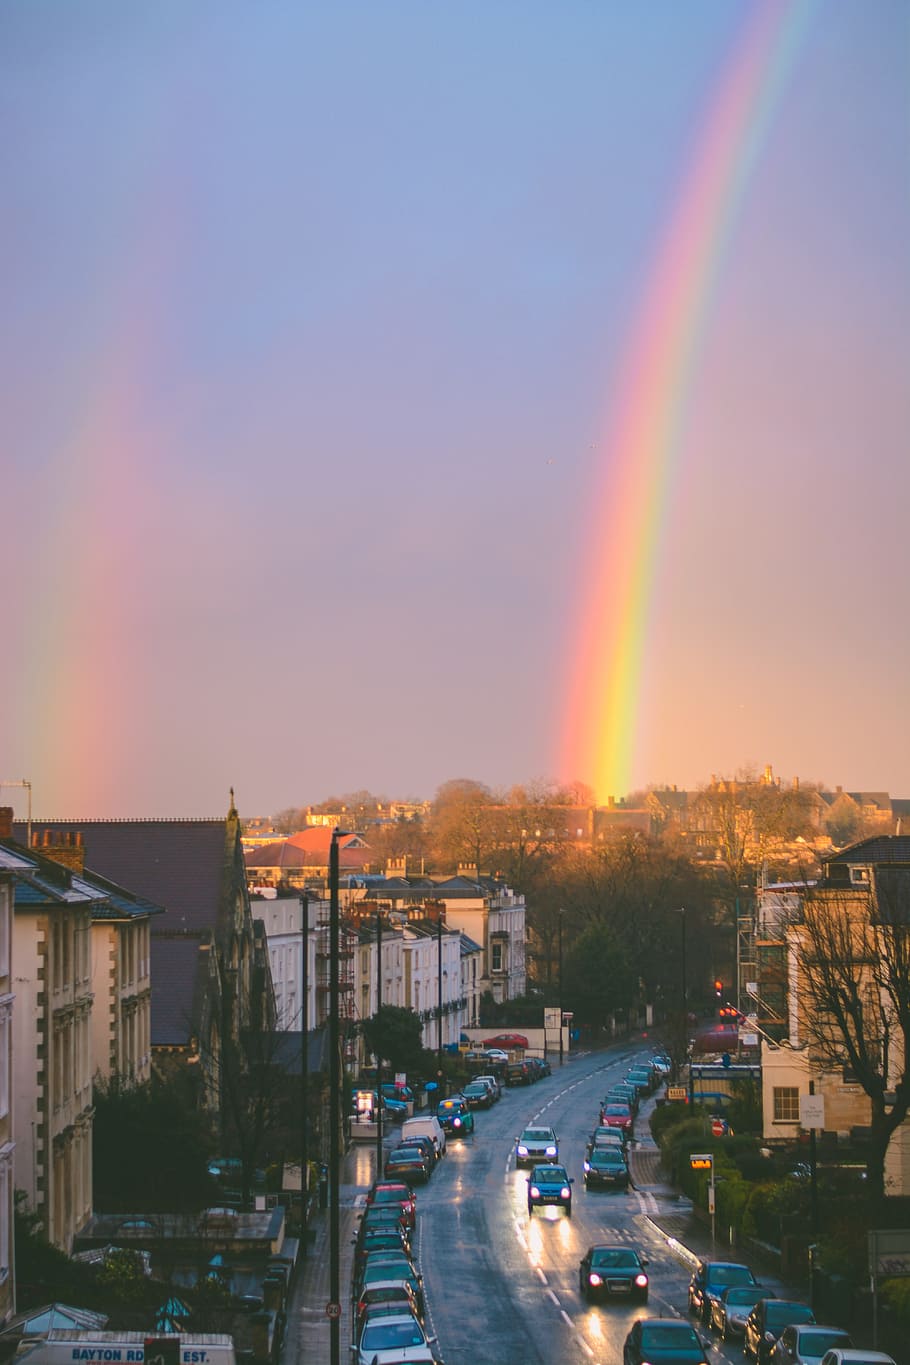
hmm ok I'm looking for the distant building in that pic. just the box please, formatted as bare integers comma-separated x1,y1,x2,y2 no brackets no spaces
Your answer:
0,830,14,1324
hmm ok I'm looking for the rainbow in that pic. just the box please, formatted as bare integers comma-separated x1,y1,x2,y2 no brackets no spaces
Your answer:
560,0,818,804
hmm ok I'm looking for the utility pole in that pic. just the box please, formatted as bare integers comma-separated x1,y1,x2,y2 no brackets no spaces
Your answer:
437,911,444,1084
558,909,564,1067
328,830,345,1365
375,911,383,1178
300,891,309,1234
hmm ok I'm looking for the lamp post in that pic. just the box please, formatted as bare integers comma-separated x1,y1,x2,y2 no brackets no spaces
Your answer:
328,829,347,1365
437,911,444,1086
300,891,309,1234
558,909,564,1067
375,911,383,1177
675,907,692,1104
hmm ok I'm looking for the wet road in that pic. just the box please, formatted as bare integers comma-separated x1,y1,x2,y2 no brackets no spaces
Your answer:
413,1045,745,1365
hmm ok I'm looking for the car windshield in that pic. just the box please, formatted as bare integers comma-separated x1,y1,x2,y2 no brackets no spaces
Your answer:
592,1150,625,1165
725,1288,764,1305
361,1320,426,1350
592,1249,637,1268
767,1303,814,1328
522,1129,554,1141
798,1330,850,1353
641,1324,700,1348
532,1166,568,1181
708,1265,756,1287
605,1105,630,1116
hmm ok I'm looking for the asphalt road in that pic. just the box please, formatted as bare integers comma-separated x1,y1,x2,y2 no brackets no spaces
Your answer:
413,1043,749,1365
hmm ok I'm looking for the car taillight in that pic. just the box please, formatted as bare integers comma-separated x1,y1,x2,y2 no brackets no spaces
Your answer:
454,1117,462,1127
529,1185,540,1198
588,1272,603,1286
635,1274,649,1287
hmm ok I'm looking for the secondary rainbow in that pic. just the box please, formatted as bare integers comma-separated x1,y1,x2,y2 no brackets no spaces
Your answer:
560,0,818,804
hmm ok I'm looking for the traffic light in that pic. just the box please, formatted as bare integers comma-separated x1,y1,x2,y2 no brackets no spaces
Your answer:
714,979,723,998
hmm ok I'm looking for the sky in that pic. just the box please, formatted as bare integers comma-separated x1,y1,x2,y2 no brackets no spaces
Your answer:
2,1,909,819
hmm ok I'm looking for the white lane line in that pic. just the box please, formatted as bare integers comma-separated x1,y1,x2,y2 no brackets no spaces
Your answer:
547,1289,560,1306
536,1266,548,1284
559,1310,574,1328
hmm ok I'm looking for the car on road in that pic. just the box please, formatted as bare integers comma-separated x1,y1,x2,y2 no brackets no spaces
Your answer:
688,1259,760,1322
354,1267,426,1320
606,1083,640,1114
623,1317,708,1365
393,1136,437,1170
352,1307,438,1365
354,1283,424,1332
515,1125,558,1166
482,1048,510,1063
353,1226,411,1274
527,1163,573,1216
770,1325,853,1365
461,1080,494,1109
819,1353,897,1365
586,1126,626,1154
383,1148,432,1184
579,1245,649,1303
744,1299,816,1364
482,1032,529,1050
627,1065,657,1093
359,1205,413,1243
366,1182,416,1228
436,1096,475,1136
505,1060,532,1086
474,1073,501,1100
583,1145,630,1189
602,1102,633,1134
708,1285,766,1339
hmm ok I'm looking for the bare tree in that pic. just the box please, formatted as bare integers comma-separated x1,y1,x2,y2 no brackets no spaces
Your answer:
794,868,910,1204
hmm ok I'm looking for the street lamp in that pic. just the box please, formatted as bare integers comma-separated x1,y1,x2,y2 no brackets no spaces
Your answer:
437,912,444,1084
300,891,309,1234
558,909,564,1067
375,911,383,1178
674,907,692,1104
328,829,350,1365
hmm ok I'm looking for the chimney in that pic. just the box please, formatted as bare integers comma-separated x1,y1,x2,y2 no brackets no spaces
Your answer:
36,829,86,875
0,807,12,839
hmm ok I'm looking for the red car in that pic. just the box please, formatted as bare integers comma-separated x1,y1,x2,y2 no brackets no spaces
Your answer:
602,1102,633,1133
365,1181,416,1229
482,1033,529,1050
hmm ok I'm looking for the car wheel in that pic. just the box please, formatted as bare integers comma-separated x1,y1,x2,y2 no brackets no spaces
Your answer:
527,1203,533,1216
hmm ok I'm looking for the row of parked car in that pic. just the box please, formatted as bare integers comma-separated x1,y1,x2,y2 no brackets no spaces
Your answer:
687,1257,895,1365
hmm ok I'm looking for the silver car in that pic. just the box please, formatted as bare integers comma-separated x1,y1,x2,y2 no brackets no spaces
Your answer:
709,1285,765,1339
515,1125,558,1167
770,1325,853,1365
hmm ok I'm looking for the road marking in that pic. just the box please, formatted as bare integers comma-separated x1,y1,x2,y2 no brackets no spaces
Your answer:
547,1289,560,1306
536,1266,548,1284
559,1309,574,1328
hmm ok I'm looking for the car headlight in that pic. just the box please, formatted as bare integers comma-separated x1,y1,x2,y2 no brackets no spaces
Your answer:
546,1145,557,1157
588,1272,602,1286
583,1161,591,1172
517,1146,528,1156
635,1274,649,1287
529,1185,540,1198
560,1187,571,1199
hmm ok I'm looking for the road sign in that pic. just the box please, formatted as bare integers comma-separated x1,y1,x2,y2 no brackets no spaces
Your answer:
711,1117,726,1137
326,1301,342,1319
800,1093,826,1129
868,1230,910,1278
667,1086,688,1102
690,1153,713,1171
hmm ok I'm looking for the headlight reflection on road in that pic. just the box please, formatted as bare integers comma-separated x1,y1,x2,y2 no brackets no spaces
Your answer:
525,1216,544,1266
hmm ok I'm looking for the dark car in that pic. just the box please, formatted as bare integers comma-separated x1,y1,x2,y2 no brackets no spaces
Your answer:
436,1096,475,1135
527,1163,573,1216
359,1205,413,1242
352,1225,411,1273
505,1060,532,1086
355,1255,424,1315
462,1081,494,1110
627,1065,657,1093
606,1084,640,1114
744,1299,816,1364
354,1283,424,1331
383,1148,431,1184
709,1285,766,1339
393,1136,437,1170
688,1259,759,1322
584,1146,630,1190
579,1245,649,1303
623,1318,708,1365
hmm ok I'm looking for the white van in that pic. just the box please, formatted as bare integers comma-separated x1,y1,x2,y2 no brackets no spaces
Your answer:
15,1333,236,1365
400,1114,446,1157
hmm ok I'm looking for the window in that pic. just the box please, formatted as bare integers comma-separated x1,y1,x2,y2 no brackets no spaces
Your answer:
773,1086,800,1122
491,941,503,973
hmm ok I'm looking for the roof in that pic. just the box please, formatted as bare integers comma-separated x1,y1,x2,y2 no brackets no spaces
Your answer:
825,835,910,866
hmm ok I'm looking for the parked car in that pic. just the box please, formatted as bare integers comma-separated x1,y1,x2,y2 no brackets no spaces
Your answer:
708,1285,765,1339
353,1225,411,1273
461,1081,494,1110
383,1148,431,1184
602,1102,633,1134
505,1060,531,1086
627,1065,657,1093
352,1307,438,1365
354,1283,424,1331
586,1126,626,1155
482,1033,529,1050
527,1163,573,1216
354,1263,425,1319
819,1354,896,1365
436,1096,475,1136
365,1182,416,1229
515,1125,558,1166
474,1073,501,1100
579,1245,649,1303
482,1048,510,1064
359,1204,413,1243
688,1259,760,1322
744,1300,816,1364
583,1145,630,1189
623,1317,708,1365
393,1137,437,1171
770,1325,853,1365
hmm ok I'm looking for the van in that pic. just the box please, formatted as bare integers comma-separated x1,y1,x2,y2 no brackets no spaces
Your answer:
400,1114,446,1157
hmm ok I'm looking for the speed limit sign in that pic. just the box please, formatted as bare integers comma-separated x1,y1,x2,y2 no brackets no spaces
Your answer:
326,1301,341,1319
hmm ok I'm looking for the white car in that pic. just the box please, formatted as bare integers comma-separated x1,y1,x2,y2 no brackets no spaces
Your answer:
352,1308,437,1364
474,1073,501,1100
483,1048,509,1063
819,1353,896,1365
515,1125,558,1167
770,1325,853,1365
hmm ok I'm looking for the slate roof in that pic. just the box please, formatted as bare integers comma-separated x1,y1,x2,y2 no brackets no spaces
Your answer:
825,835,910,866
269,1027,329,1076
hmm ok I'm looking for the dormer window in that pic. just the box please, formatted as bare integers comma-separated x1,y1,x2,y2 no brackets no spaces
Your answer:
851,867,870,884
